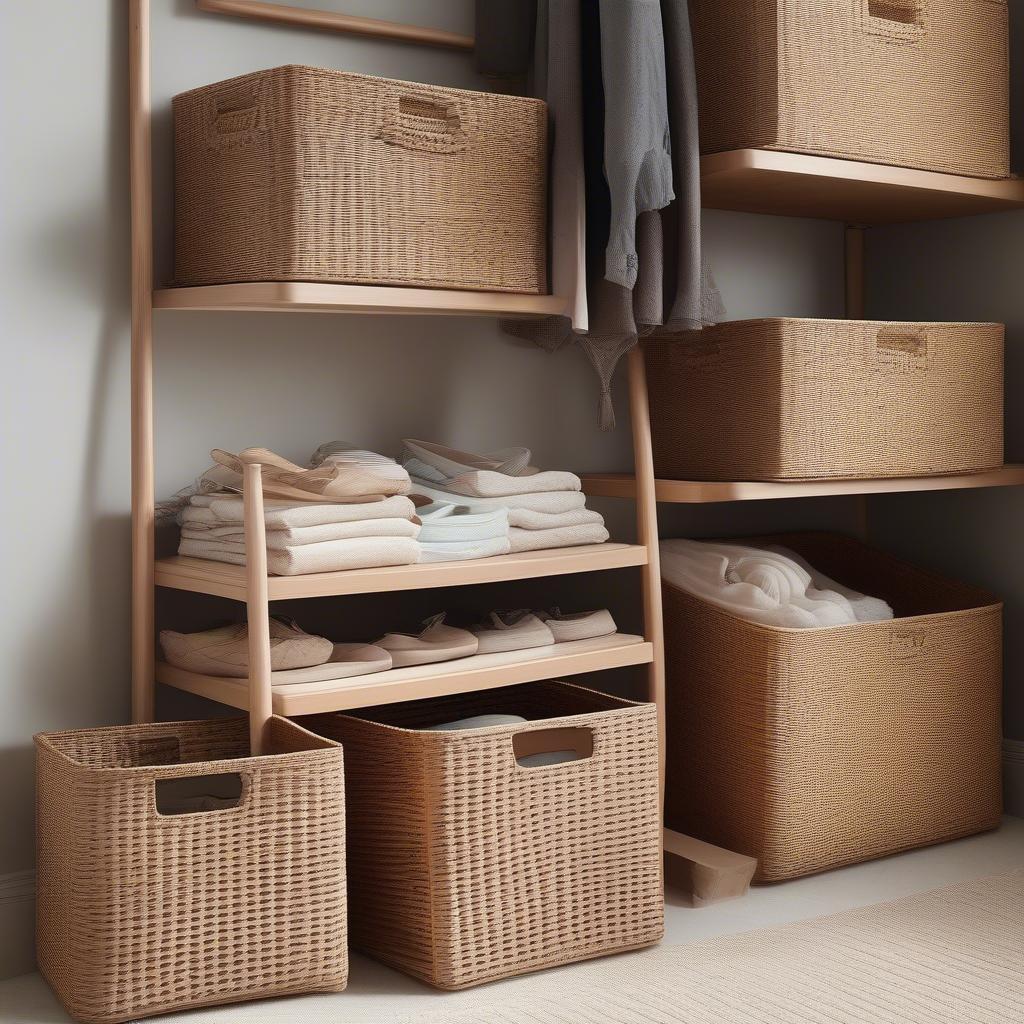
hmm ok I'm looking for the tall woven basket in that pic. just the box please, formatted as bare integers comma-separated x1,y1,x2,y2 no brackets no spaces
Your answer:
690,0,1009,178
174,65,548,293
36,716,348,1023
307,681,664,990
663,533,1003,883
645,319,1004,481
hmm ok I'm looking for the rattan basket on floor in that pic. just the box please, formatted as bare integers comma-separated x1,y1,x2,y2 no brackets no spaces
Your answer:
174,65,547,293
35,716,348,1023
645,319,1004,481
306,681,664,990
690,0,1010,178
663,532,1003,883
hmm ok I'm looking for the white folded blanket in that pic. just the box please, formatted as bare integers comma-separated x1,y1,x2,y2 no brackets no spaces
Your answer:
417,503,510,543
405,464,580,497
183,493,418,529
179,536,421,575
418,536,512,563
659,538,894,629
508,524,610,553
507,507,605,530
409,481,588,514
180,517,421,548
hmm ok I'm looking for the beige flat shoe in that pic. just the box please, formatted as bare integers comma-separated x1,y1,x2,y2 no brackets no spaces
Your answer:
159,618,333,677
271,643,393,685
471,610,555,655
374,614,479,668
538,607,617,643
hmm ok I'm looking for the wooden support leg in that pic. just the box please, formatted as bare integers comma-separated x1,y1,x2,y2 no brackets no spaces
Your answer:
129,0,155,723
243,464,273,754
627,346,666,799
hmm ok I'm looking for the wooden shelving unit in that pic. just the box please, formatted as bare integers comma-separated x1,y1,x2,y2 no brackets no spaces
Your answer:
129,0,1022,899
582,466,1024,504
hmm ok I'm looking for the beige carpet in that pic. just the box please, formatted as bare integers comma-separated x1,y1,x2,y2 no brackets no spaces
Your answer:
408,872,1024,1024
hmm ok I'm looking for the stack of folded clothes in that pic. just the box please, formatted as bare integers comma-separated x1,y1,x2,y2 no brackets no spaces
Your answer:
401,439,610,554
175,445,422,575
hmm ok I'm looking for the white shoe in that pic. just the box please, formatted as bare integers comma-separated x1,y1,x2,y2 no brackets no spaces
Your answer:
374,614,479,667
471,610,555,655
538,608,617,643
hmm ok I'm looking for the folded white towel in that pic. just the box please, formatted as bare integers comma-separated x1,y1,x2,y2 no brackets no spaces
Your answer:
180,517,421,548
409,481,588,514
418,536,512,563
508,524,610,553
507,507,606,530
659,539,894,629
184,493,418,529
417,503,510,543
179,536,421,575
405,465,580,498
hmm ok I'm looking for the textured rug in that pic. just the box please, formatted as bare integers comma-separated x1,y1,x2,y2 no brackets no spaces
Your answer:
409,872,1024,1024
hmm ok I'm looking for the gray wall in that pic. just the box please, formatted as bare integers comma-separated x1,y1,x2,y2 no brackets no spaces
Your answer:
0,0,857,965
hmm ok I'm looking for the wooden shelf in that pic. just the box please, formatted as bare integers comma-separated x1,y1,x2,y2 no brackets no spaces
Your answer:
153,281,570,319
701,149,1024,224
156,633,653,715
581,466,1024,504
155,543,648,601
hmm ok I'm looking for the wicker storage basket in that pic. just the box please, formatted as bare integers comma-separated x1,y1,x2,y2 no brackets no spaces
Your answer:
174,65,547,293
307,681,663,990
664,532,1003,883
690,0,1009,178
646,319,1004,481
36,716,347,1023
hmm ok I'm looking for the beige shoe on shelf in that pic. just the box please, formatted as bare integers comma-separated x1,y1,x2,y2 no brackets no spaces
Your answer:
471,610,555,655
538,607,617,643
374,614,479,668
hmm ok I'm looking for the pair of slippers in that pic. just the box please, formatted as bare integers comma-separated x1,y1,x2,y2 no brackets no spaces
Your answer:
159,607,617,683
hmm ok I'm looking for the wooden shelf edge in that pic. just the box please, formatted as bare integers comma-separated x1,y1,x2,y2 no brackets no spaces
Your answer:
155,543,648,601
581,466,1024,504
153,281,571,319
700,149,1024,224
156,634,654,714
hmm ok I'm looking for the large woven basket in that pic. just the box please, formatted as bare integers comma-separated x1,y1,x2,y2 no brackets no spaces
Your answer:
174,65,547,293
307,681,663,990
690,0,1009,178
663,532,1003,883
36,716,347,1023
646,319,1004,481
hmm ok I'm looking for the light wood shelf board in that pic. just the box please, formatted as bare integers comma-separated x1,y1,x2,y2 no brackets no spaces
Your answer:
581,466,1024,504
153,281,571,319
156,633,653,715
155,543,648,601
701,149,1024,224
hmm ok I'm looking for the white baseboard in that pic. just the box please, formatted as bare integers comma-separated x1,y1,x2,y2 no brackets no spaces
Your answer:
0,869,35,980
1005,738,1024,819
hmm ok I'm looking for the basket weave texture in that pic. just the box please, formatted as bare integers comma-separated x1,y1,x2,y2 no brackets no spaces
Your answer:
690,0,1009,178
35,716,348,1023
174,65,548,293
307,681,664,990
663,532,1004,883
645,319,1004,481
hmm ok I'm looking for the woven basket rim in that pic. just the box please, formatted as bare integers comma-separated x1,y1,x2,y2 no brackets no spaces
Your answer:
323,680,652,736
34,714,342,772
646,317,1005,334
173,63,548,111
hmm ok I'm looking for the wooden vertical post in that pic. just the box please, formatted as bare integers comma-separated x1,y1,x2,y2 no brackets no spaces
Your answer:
243,464,273,754
627,346,667,798
129,0,155,723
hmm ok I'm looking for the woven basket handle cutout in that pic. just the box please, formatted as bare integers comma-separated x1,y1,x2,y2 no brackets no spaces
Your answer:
874,325,930,371
512,726,594,768
152,768,253,819
205,82,264,138
864,0,926,40
379,90,470,154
